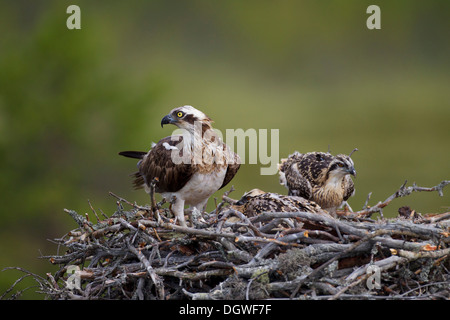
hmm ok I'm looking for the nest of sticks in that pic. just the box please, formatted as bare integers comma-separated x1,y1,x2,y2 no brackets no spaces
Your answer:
3,180,450,300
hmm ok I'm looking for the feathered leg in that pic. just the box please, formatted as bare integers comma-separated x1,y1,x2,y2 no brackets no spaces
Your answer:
171,197,187,227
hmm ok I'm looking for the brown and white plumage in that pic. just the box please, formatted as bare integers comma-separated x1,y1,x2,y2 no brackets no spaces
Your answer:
278,150,357,216
233,188,323,218
232,189,324,232
120,105,240,226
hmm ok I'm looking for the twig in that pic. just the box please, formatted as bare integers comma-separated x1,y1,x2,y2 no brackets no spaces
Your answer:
210,186,236,215
363,192,372,210
1,267,50,299
126,240,165,300
423,212,450,224
108,192,151,212
398,247,450,260
149,178,160,222
87,199,102,223
355,180,450,218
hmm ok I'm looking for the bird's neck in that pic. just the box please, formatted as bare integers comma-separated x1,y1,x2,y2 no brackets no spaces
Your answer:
182,122,215,147
179,122,226,168
325,170,346,186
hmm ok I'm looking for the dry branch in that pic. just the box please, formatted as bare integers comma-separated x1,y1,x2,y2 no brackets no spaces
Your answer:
354,180,450,218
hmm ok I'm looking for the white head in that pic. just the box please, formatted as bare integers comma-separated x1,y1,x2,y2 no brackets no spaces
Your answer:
161,105,212,131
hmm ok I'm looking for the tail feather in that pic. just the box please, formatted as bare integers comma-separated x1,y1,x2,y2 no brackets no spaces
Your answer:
118,151,147,159
131,172,145,190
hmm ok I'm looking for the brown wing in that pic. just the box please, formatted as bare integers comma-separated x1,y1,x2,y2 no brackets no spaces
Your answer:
219,144,240,189
297,152,334,184
135,136,195,193
279,151,303,173
284,163,313,199
343,175,355,201
236,192,322,217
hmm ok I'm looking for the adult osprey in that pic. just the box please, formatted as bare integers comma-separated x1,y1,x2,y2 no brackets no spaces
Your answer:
119,105,240,227
278,149,357,216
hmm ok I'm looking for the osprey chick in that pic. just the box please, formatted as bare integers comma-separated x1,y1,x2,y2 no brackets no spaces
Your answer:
232,189,323,232
278,149,357,216
233,189,323,218
119,105,240,227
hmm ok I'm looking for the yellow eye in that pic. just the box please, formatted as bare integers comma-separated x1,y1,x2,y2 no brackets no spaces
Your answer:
177,111,184,118
338,163,344,167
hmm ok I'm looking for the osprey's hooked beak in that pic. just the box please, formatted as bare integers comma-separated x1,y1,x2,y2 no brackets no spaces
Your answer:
348,166,357,177
235,197,247,206
161,114,176,128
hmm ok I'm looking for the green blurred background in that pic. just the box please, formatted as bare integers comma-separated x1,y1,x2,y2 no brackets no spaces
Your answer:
0,1,449,299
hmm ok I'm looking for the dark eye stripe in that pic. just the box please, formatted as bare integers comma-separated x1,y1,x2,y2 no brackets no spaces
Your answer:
182,114,197,124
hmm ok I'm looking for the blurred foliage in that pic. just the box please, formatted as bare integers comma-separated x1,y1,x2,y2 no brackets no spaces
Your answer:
0,1,449,298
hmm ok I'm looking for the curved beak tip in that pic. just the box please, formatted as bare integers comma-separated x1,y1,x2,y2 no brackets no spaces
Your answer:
161,114,173,128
